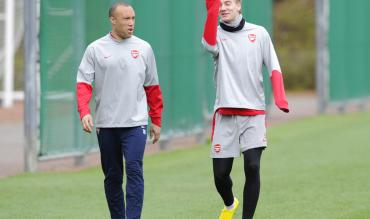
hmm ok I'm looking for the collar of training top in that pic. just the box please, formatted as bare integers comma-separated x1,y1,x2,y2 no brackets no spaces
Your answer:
220,18,246,32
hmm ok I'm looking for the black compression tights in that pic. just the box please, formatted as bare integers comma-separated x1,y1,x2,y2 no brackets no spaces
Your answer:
213,148,263,219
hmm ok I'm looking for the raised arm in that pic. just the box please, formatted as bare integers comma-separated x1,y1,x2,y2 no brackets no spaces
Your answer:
201,0,220,56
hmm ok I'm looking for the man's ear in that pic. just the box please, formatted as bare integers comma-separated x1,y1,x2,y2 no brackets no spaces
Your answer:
109,16,116,25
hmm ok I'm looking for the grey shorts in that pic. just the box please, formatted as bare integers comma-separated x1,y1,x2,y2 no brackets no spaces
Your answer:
211,113,267,158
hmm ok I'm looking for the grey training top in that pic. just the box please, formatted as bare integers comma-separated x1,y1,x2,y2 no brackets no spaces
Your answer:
77,34,159,127
202,22,282,111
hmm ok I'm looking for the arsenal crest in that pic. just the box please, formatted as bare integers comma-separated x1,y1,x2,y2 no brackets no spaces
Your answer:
214,144,221,153
131,50,140,59
248,34,256,43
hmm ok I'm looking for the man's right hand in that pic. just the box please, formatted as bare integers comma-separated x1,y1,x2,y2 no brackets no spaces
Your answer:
81,114,94,133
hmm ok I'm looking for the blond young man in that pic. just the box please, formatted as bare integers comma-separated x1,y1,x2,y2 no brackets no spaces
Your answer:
202,0,289,218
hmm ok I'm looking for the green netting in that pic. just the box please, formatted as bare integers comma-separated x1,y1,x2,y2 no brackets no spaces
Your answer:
329,0,370,102
39,0,272,156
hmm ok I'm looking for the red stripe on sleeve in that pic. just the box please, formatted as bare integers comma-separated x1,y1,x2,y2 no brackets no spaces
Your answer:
76,82,93,120
270,70,289,113
203,0,220,45
144,85,163,127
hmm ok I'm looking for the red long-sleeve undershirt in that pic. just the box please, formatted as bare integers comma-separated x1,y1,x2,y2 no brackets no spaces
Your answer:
76,82,163,127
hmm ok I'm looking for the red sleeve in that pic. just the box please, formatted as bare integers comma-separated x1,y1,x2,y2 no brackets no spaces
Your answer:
203,0,220,45
270,70,289,113
76,82,93,120
144,85,163,127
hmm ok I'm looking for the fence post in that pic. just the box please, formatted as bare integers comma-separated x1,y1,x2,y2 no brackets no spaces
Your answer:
24,0,39,172
316,0,330,113
3,0,15,108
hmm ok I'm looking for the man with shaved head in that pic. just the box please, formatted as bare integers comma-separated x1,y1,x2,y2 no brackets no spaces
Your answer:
202,0,289,218
76,2,163,219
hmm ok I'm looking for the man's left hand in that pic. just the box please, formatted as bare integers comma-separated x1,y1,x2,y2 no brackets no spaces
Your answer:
149,124,161,144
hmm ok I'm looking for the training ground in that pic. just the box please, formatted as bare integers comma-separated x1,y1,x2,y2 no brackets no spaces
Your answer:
0,94,369,218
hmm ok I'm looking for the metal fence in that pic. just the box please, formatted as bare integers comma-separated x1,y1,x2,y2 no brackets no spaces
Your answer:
328,0,370,102
316,0,370,112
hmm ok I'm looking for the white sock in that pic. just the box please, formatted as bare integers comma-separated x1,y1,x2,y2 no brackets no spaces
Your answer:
226,202,235,210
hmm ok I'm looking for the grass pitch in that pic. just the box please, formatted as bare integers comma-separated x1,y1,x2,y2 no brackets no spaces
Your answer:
1,112,369,218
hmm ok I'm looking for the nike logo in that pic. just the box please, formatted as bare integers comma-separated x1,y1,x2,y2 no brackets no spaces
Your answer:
104,55,112,59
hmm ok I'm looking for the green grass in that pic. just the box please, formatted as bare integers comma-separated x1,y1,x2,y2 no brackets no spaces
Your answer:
1,112,370,218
